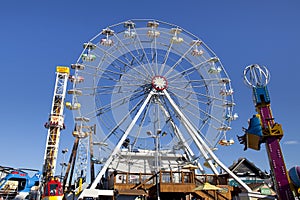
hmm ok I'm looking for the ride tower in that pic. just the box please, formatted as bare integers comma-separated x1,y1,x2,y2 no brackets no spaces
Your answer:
239,64,296,200
42,66,69,200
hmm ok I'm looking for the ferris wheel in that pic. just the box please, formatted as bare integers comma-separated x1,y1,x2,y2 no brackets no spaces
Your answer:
67,19,237,180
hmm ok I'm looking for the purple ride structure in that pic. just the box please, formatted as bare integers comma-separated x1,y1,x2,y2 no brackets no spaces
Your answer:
240,64,298,199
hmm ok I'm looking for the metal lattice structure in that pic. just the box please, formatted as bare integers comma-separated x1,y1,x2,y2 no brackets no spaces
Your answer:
43,67,69,181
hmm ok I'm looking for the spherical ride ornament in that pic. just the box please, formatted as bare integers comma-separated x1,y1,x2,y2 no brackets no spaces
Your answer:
243,64,270,87
68,19,236,172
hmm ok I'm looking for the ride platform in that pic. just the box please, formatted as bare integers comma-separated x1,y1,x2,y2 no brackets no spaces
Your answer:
98,170,234,200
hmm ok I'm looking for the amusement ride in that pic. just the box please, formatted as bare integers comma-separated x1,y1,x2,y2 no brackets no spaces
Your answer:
239,64,299,199
66,19,251,199
42,66,69,200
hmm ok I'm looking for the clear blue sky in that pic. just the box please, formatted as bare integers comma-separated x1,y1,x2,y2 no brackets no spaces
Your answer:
0,0,300,176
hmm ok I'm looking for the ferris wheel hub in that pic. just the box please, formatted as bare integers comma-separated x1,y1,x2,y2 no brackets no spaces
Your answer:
151,75,168,91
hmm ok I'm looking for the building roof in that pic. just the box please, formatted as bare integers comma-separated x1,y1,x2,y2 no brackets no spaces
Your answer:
226,157,270,179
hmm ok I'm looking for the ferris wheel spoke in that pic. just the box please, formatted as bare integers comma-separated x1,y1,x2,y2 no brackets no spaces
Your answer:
166,89,225,125
95,89,141,96
168,79,208,87
113,34,153,78
151,33,159,75
96,73,142,85
163,40,199,76
94,46,150,80
98,92,145,116
100,92,151,143
168,89,209,107
163,45,195,77
81,87,146,119
73,85,140,97
96,87,148,96
158,44,172,75
163,91,206,118
166,60,210,82
164,93,207,123
84,82,150,95
130,102,152,148
74,77,148,96
131,27,157,76
96,65,147,83
167,85,215,104
156,99,196,159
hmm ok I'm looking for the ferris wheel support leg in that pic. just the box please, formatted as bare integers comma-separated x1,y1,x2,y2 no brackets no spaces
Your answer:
157,101,204,172
185,123,219,174
163,90,218,174
163,90,252,192
86,91,155,191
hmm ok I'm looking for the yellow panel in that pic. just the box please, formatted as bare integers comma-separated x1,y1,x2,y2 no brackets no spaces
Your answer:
42,196,63,200
246,133,261,150
56,66,70,74
269,123,283,137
